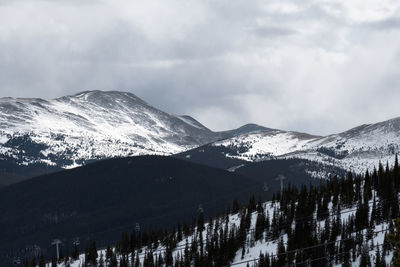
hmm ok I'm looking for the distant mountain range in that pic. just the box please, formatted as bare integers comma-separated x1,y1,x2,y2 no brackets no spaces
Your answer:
0,90,399,185
179,117,400,174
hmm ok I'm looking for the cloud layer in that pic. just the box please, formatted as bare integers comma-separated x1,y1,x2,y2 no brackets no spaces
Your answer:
0,0,400,134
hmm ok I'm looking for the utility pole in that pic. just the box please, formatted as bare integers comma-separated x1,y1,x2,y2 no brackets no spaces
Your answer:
198,204,204,214
275,175,286,195
52,239,62,260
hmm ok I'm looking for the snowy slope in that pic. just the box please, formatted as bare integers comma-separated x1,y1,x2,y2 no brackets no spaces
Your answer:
0,91,221,168
57,198,393,267
208,117,400,173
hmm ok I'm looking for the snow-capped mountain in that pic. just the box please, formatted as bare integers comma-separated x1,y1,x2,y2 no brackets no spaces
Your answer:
1,90,399,178
0,90,229,169
202,117,400,173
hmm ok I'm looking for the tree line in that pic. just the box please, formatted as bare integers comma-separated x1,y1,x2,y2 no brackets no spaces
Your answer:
22,155,400,266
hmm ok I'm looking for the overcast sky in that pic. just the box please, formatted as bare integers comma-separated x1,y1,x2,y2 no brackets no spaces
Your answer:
0,0,399,135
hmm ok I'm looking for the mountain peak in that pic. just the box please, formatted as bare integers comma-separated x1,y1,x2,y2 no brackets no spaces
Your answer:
68,90,142,102
218,123,272,139
73,90,137,98
57,90,148,109
236,123,272,132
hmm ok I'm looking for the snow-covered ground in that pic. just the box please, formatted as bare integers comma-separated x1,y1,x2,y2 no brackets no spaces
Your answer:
53,197,393,267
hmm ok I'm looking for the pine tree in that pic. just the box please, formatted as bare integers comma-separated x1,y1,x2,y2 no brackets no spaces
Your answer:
85,240,98,266
72,243,79,261
381,247,387,267
98,252,105,267
135,250,140,267
23,258,29,267
394,153,400,191
64,254,70,267
359,245,370,267
39,252,45,267
248,195,257,212
177,223,183,242
106,245,113,264
110,253,118,267
58,248,64,263
232,199,240,214
388,218,400,267
375,246,383,267
197,211,205,233
276,237,286,266
30,258,36,267
131,249,136,267
255,210,266,241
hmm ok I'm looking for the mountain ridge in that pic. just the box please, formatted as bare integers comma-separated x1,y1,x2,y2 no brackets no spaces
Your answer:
1,90,399,185
180,115,400,174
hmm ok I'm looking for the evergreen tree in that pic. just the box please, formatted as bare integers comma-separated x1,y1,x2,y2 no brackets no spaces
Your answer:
85,240,98,266
394,153,400,191
98,252,105,267
135,250,140,267
110,253,118,267
248,195,257,212
255,210,266,241
197,211,205,233
72,243,79,261
276,237,286,266
58,248,64,263
388,218,400,267
232,199,240,214
39,252,45,267
359,245,370,267
23,258,29,267
375,246,383,267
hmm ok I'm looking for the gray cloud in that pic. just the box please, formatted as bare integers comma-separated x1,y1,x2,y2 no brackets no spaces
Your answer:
363,17,400,30
252,26,297,37
0,0,400,135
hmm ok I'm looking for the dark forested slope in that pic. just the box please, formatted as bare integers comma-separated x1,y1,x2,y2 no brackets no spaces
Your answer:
0,155,262,264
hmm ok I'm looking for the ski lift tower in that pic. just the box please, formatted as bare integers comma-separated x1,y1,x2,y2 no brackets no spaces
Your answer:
51,239,62,260
72,238,80,249
198,204,204,214
275,175,286,195
73,238,80,246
